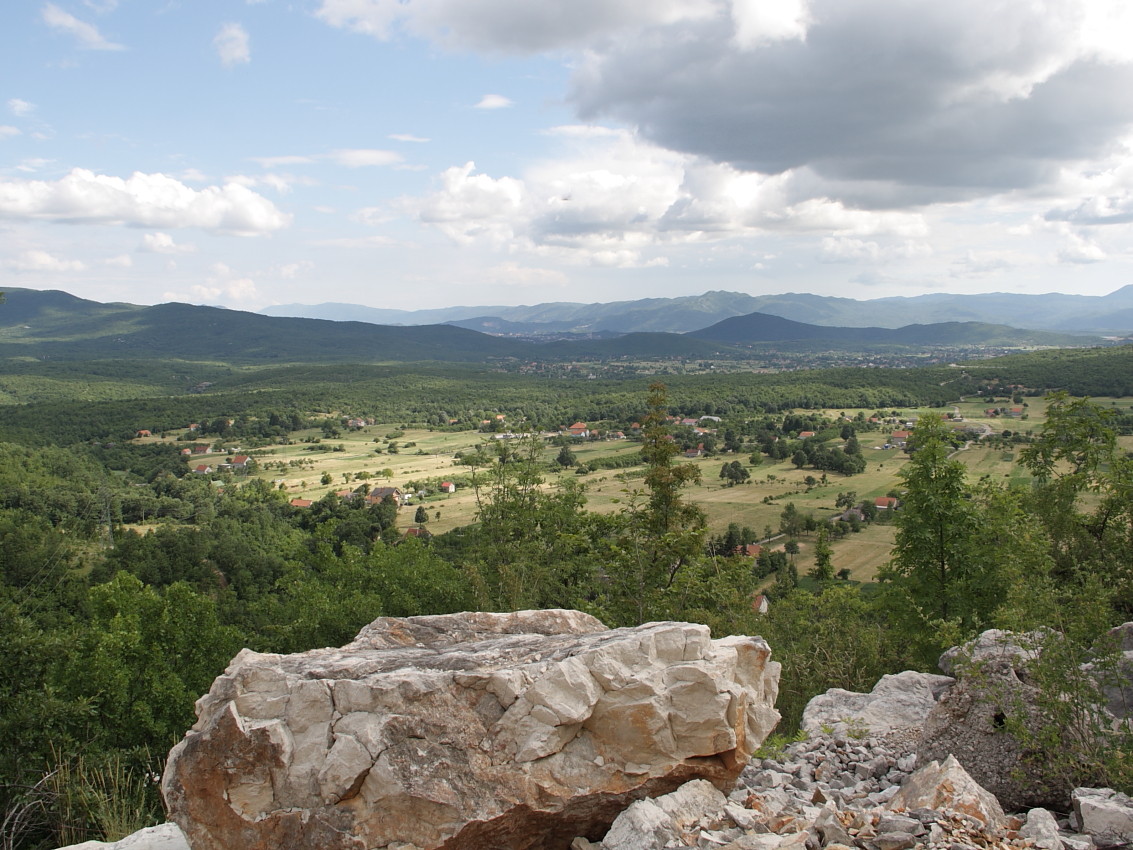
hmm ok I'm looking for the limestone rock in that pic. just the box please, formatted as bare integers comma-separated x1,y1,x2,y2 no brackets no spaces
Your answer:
1020,807,1064,850
800,671,953,737
55,823,190,850
602,779,727,850
162,610,780,850
1072,787,1133,846
918,629,1064,811
888,754,1005,829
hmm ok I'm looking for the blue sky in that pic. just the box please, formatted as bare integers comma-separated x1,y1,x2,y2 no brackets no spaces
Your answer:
2,1,1133,312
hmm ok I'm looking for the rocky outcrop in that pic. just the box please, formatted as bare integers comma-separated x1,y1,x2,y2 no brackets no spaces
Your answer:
801,671,953,738
1072,787,1133,846
161,609,781,850
917,629,1065,812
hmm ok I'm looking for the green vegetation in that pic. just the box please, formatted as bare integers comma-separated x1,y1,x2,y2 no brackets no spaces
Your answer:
3,332,1133,847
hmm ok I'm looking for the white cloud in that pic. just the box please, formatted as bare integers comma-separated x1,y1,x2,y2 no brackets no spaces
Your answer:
401,133,929,268
140,232,197,254
389,133,430,143
42,3,124,50
214,23,251,67
249,150,402,169
474,94,512,110
730,0,810,48
0,169,291,235
8,99,34,117
103,254,132,267
0,126,20,139
7,249,87,272
331,148,402,167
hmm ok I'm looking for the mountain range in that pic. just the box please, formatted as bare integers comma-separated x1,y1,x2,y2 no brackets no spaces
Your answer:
0,287,1105,366
260,287,1133,335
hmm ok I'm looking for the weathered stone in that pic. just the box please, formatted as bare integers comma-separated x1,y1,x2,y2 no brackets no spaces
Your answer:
162,610,780,850
56,823,190,850
800,671,953,737
918,630,1065,811
1072,788,1133,846
889,755,1005,829
602,779,727,850
1019,808,1064,850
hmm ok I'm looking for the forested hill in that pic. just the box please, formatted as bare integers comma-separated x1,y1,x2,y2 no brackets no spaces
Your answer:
688,311,1096,348
0,288,1102,365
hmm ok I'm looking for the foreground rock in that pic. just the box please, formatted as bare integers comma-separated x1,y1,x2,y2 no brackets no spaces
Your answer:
800,671,953,738
57,823,189,850
162,610,780,850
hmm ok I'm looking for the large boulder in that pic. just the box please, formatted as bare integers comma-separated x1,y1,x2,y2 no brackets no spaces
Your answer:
162,610,780,850
917,629,1063,811
800,670,953,738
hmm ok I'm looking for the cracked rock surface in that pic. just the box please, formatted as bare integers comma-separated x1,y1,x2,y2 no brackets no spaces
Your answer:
161,610,781,850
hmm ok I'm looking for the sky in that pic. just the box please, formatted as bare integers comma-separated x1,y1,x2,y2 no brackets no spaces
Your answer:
2,0,1133,313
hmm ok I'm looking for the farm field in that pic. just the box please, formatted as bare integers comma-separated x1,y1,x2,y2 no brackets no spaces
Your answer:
138,395,1133,577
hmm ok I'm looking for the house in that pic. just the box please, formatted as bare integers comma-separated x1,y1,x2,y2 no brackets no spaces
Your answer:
875,496,899,510
440,482,457,493
192,464,212,475
699,415,722,423
611,431,626,440
336,489,358,500
735,544,763,558
890,430,911,446
366,487,404,505
404,527,431,540
798,431,816,439
568,422,589,438
180,448,192,456
289,498,313,508
680,418,698,427
191,445,211,455
751,594,770,615
230,455,251,469
683,443,704,458
135,430,152,438
187,423,200,431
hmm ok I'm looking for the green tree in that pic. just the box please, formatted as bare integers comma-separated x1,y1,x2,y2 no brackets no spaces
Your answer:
555,445,577,468
414,505,428,524
809,526,834,583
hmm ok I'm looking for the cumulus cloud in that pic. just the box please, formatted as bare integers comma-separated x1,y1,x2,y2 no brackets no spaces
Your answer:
401,131,927,267
7,249,87,272
567,0,1133,207
474,94,512,109
42,3,124,50
0,169,290,235
214,22,251,67
140,232,197,254
0,126,19,139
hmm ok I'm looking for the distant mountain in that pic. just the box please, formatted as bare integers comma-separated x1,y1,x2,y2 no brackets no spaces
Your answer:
260,287,1133,334
0,288,1104,367
688,311,1097,348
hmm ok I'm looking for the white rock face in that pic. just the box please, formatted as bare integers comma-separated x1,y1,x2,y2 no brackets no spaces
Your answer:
800,670,953,737
1073,787,1133,846
162,610,780,850
55,823,189,850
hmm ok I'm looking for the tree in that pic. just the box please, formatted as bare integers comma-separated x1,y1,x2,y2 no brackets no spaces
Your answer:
809,526,834,582
556,445,577,468
414,506,428,524
320,472,332,486
605,383,706,624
